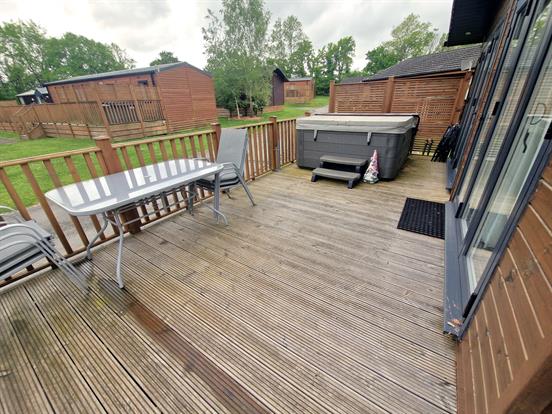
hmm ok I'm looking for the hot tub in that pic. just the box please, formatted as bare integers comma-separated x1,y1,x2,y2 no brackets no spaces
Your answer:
296,114,419,180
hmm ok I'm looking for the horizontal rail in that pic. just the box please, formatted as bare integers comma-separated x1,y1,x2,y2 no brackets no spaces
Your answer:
0,147,102,168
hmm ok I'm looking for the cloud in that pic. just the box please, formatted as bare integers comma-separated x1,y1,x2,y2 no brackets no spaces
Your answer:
0,0,454,70
89,0,171,27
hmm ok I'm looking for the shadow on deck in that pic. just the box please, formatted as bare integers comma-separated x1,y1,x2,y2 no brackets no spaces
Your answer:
0,156,457,413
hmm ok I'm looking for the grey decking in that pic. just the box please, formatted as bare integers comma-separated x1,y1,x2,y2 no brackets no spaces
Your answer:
0,156,456,414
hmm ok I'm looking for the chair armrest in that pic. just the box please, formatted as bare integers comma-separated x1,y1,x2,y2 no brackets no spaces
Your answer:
0,222,51,242
0,205,22,223
220,162,241,175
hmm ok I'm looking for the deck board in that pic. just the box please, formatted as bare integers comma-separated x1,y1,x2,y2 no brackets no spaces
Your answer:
0,157,457,413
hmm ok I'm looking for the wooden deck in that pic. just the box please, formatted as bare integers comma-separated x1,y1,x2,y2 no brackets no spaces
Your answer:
0,156,457,413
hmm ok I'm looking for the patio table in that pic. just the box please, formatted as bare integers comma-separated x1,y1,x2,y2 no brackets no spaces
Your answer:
45,158,226,288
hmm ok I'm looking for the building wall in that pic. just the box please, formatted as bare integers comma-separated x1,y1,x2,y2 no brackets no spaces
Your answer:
271,72,285,106
333,73,470,153
46,66,217,133
456,160,552,414
47,74,154,103
284,80,315,103
155,66,217,132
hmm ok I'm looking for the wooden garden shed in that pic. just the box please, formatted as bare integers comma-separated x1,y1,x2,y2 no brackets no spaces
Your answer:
269,68,288,107
331,45,482,152
284,77,315,104
22,62,219,139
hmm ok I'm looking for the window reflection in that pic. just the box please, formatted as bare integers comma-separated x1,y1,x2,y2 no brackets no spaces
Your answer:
460,1,551,241
466,44,552,291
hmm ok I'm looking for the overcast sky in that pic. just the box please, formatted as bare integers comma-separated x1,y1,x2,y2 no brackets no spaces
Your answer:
1,0,454,70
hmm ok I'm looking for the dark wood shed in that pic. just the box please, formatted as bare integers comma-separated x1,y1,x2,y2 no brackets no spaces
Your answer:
269,68,288,106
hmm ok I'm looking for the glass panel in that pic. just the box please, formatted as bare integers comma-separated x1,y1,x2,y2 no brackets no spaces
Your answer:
466,43,552,291
457,10,529,203
460,1,552,237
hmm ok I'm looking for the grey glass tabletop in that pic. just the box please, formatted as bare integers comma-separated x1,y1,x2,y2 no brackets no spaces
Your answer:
45,158,223,216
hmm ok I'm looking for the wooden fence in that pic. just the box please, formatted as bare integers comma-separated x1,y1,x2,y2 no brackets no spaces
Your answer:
0,105,25,132
0,118,297,288
329,73,472,153
7,99,167,140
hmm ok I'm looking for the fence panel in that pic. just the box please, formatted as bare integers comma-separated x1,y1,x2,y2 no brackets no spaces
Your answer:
0,105,26,132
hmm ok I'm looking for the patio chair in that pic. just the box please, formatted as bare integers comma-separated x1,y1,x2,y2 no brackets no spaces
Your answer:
0,206,87,290
191,128,256,210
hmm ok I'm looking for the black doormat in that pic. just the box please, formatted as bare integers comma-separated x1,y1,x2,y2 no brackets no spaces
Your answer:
397,198,445,239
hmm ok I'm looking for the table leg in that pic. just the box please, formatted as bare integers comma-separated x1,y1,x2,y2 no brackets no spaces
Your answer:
212,172,228,225
187,182,195,215
86,212,109,260
214,171,220,221
113,212,125,289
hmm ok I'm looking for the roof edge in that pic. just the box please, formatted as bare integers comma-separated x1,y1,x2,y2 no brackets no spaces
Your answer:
44,61,210,86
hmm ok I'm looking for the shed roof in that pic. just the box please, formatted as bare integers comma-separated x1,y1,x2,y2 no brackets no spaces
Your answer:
366,45,482,81
16,87,49,97
289,77,312,81
339,45,482,85
44,62,210,86
273,68,289,82
338,76,365,85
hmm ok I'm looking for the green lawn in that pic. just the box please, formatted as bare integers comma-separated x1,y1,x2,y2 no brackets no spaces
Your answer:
0,97,325,208
219,96,329,128
0,134,211,208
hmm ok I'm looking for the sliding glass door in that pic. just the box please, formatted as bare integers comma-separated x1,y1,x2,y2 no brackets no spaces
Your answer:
466,44,552,291
447,0,552,320
459,0,551,245
456,3,533,207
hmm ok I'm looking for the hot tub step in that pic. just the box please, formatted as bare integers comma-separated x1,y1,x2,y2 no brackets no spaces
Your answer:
311,168,361,189
320,155,368,167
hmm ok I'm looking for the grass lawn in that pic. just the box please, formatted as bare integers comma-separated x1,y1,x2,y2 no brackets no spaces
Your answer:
219,95,328,128
0,97,326,208
0,133,212,208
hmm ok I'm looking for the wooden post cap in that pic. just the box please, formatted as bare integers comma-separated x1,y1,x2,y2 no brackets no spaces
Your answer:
269,116,277,122
93,135,111,142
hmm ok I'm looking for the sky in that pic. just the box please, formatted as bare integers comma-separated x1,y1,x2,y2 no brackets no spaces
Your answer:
1,0,454,71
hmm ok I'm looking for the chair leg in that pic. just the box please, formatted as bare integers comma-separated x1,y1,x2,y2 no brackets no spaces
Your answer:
238,175,256,206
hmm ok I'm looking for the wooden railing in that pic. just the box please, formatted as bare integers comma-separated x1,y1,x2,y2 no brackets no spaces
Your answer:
0,118,297,287
103,100,163,125
0,105,26,132
12,100,166,139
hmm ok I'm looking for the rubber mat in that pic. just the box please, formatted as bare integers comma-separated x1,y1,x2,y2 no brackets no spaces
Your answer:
397,198,445,239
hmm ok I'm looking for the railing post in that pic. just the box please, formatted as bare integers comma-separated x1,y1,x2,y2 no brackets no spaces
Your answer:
211,122,221,156
94,135,141,233
328,80,336,113
93,88,112,138
383,76,395,113
269,116,280,171
130,84,146,137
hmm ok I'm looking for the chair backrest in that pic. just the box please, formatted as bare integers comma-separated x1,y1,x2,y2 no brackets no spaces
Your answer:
216,128,248,175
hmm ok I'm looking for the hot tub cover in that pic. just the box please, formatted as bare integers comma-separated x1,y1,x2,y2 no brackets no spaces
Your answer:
296,115,418,134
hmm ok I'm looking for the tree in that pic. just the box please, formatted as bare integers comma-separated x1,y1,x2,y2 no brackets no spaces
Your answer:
268,15,308,76
313,36,356,95
363,14,439,75
289,39,314,77
43,33,135,81
203,0,271,115
0,20,135,100
0,21,47,99
150,51,179,66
